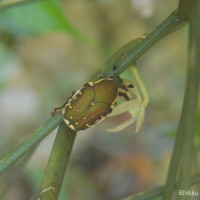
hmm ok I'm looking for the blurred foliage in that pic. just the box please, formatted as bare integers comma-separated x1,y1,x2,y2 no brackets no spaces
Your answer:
0,0,93,43
195,112,200,151
0,0,199,200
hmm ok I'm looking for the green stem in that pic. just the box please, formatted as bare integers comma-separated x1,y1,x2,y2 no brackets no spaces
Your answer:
0,114,63,176
162,0,200,199
101,9,186,78
39,123,77,200
122,173,200,200
178,0,200,190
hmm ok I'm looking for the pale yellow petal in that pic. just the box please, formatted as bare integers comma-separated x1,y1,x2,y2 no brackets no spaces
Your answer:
107,99,141,117
107,117,137,132
135,109,145,133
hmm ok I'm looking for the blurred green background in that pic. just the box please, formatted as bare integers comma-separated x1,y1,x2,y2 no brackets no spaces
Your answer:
0,0,199,200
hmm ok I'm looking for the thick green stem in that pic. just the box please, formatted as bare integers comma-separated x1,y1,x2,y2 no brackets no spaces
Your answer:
0,114,63,176
39,123,77,200
163,0,200,199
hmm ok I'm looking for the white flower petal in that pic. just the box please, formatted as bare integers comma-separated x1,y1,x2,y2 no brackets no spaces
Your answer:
107,117,137,132
107,99,141,117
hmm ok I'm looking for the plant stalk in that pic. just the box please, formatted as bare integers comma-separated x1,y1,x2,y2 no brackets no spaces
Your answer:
101,9,186,78
39,123,77,200
162,0,200,199
0,114,63,176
